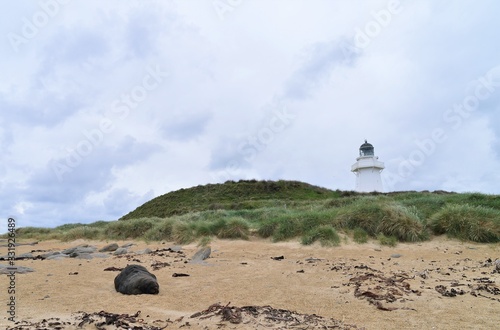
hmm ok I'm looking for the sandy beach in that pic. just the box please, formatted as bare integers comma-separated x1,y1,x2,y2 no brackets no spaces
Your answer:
1,237,499,329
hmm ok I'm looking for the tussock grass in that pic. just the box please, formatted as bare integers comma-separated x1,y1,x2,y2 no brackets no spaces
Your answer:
378,234,398,247
61,226,104,242
172,222,197,244
352,227,368,244
104,218,155,240
144,218,176,241
4,180,500,245
430,204,500,242
217,217,250,239
301,226,340,246
336,199,427,242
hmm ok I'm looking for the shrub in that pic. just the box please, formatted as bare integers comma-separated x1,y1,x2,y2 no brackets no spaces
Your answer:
336,199,428,242
430,204,500,242
257,219,279,238
15,227,52,237
144,219,176,241
376,204,427,242
272,217,301,242
61,226,103,242
172,222,197,244
104,218,155,240
301,226,340,247
353,227,368,243
217,217,250,239
377,234,398,247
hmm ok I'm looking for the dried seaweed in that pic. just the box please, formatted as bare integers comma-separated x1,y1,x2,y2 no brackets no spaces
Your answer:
348,272,420,311
189,302,362,329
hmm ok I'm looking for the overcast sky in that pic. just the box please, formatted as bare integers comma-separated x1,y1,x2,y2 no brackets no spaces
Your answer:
1,0,499,233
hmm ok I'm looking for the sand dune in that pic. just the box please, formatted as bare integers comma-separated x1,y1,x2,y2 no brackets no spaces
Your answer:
1,237,499,329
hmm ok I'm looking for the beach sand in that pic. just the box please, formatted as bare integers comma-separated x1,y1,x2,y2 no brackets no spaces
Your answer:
1,237,499,329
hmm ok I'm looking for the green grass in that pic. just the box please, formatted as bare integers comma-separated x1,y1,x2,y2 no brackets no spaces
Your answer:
377,234,398,247
352,227,368,244
61,226,104,242
430,204,500,242
335,198,428,241
120,180,339,220
301,225,340,246
4,180,500,245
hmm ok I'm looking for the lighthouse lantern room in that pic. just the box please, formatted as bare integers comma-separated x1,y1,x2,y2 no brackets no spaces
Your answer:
351,140,385,192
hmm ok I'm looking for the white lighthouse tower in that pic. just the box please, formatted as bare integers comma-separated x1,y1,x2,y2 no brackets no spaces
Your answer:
351,140,385,192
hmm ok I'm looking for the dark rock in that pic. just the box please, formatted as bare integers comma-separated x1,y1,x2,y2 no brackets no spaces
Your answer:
0,252,36,260
114,265,159,295
46,254,68,260
168,245,183,252
74,253,93,260
63,246,97,255
61,247,77,255
39,251,61,259
18,252,35,260
121,242,135,248
136,248,152,255
0,264,35,274
99,243,119,252
190,247,211,263
92,253,110,259
114,248,129,256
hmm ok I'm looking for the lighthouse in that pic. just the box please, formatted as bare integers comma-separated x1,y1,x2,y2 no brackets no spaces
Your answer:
351,140,385,192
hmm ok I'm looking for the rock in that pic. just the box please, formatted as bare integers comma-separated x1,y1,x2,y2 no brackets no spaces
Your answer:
18,252,35,260
99,243,119,252
190,247,211,263
113,248,129,256
0,252,37,260
168,245,183,252
62,245,96,255
136,248,152,255
46,254,69,260
0,264,35,274
114,265,159,295
391,254,402,258
92,253,110,259
39,251,61,259
61,247,77,255
495,259,500,272
121,242,135,248
76,246,97,254
74,253,93,260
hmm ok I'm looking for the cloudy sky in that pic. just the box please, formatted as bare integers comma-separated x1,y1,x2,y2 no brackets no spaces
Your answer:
1,0,499,233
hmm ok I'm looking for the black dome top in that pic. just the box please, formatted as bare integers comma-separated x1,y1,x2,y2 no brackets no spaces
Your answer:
359,139,374,156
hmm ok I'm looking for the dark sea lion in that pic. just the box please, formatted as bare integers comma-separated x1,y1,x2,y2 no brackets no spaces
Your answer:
114,264,159,295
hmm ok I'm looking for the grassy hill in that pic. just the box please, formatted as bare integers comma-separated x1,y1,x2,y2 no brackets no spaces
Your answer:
6,180,500,245
119,180,340,220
